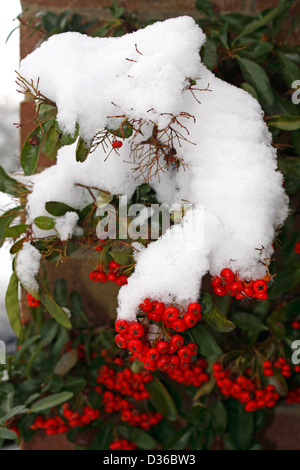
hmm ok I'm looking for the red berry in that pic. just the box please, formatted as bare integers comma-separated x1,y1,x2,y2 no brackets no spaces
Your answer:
115,319,128,334
183,312,198,328
115,334,128,349
187,302,201,315
263,368,274,377
112,140,123,149
155,302,165,315
230,281,243,293
172,319,186,332
211,276,222,287
162,306,179,323
213,286,226,297
156,341,169,354
128,339,143,354
170,334,184,349
178,346,192,360
146,348,160,361
253,279,268,294
139,299,152,312
220,268,235,284
187,343,197,356
128,322,144,338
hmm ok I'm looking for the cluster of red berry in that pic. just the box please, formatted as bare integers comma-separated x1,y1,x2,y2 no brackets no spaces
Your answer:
95,364,152,400
291,320,300,329
262,358,297,377
286,388,300,404
110,439,136,450
213,363,280,412
211,268,269,300
89,260,128,286
27,293,41,307
102,390,162,430
115,299,201,372
30,404,100,435
166,358,209,386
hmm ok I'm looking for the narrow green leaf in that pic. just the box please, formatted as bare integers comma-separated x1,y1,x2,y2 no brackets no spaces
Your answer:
5,272,23,339
21,119,54,175
162,428,194,450
54,350,78,375
30,391,73,413
0,166,27,197
110,251,131,266
128,426,156,450
237,57,274,108
45,201,77,217
87,421,113,450
231,312,267,333
0,206,23,247
189,324,222,361
0,406,28,425
203,304,236,333
0,428,17,440
34,216,55,230
146,378,178,421
195,0,214,19
267,115,300,131
40,291,72,329
234,1,287,43
4,224,28,238
76,137,91,162
228,400,254,450
211,401,227,433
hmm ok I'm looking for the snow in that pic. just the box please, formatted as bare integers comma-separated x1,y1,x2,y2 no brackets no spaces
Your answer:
15,242,41,292
55,211,81,241
20,16,205,143
17,17,289,320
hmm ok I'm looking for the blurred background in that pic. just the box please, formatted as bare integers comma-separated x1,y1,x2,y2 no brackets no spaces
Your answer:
0,1,22,355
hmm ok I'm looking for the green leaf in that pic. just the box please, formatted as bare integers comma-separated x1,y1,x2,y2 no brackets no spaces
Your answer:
201,37,218,70
230,312,268,334
211,401,227,434
234,1,287,43
42,125,61,159
40,291,72,329
59,123,79,146
76,137,91,162
228,400,254,450
195,0,214,19
146,378,178,421
0,428,17,440
203,304,236,333
0,406,28,425
241,82,259,100
162,427,194,450
87,421,113,450
238,40,273,61
45,201,77,217
13,335,41,364
5,272,23,339
10,238,26,254
110,251,131,266
269,267,300,298
64,377,86,393
49,374,64,393
0,206,23,247
267,116,300,131
236,57,274,109
189,324,222,361
4,224,28,238
34,216,55,230
54,350,78,375
21,119,54,175
128,426,156,450
54,278,68,306
30,391,73,413
277,52,300,87
0,166,27,197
